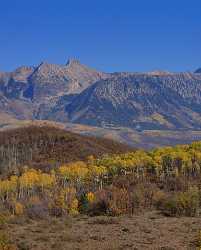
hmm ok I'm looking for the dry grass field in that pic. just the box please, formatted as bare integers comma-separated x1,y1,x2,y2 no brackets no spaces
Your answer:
4,211,201,250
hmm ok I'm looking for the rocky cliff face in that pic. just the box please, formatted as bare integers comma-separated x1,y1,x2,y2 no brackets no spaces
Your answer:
29,60,108,102
65,72,201,129
0,59,108,120
0,61,201,130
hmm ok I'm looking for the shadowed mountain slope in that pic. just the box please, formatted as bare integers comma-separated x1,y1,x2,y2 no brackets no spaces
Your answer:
195,68,201,73
65,72,201,130
1,61,201,137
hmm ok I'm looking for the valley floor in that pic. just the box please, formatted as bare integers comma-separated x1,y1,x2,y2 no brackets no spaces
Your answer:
6,211,200,250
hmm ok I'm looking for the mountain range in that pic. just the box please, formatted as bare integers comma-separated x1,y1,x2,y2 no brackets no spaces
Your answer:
1,59,201,147
0,59,108,121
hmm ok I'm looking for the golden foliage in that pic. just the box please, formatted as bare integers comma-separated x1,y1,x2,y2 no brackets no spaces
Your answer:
1,140,201,217
0,231,17,250
14,202,24,216
86,192,95,203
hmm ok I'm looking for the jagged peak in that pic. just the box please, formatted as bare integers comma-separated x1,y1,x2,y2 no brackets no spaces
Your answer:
65,58,103,75
66,58,81,67
33,61,64,74
148,70,171,76
37,61,52,68
13,66,34,73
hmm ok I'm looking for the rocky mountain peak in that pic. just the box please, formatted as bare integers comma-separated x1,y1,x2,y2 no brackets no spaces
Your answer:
148,70,171,76
11,66,35,83
13,66,34,73
3,60,201,132
35,61,62,73
66,58,81,67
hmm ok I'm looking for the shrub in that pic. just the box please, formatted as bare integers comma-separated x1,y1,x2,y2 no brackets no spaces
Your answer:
78,193,89,213
14,203,24,216
0,213,10,229
193,230,201,249
88,189,109,216
79,192,96,214
26,200,49,220
86,192,95,204
107,187,129,216
176,186,200,216
69,198,79,215
163,176,188,192
130,183,158,211
159,195,178,216
16,242,30,250
0,231,17,250
88,216,119,225
49,187,79,216
159,186,200,216
88,187,129,216
152,190,168,209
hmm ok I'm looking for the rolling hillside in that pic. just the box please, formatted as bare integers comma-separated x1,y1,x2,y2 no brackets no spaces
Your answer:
0,125,132,174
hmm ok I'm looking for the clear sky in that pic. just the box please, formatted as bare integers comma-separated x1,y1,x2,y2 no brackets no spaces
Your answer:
0,0,200,73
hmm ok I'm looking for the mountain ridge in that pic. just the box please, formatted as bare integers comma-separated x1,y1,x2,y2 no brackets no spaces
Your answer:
0,60,201,133
0,59,109,121
65,72,201,129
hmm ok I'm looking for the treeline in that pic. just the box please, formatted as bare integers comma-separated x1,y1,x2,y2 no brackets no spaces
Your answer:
1,141,201,218
0,126,131,175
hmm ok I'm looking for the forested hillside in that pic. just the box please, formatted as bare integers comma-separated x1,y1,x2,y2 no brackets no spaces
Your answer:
0,126,132,175
1,134,201,249
1,139,201,217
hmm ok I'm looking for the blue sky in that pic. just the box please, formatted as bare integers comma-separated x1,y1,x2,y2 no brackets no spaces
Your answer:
0,0,200,72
